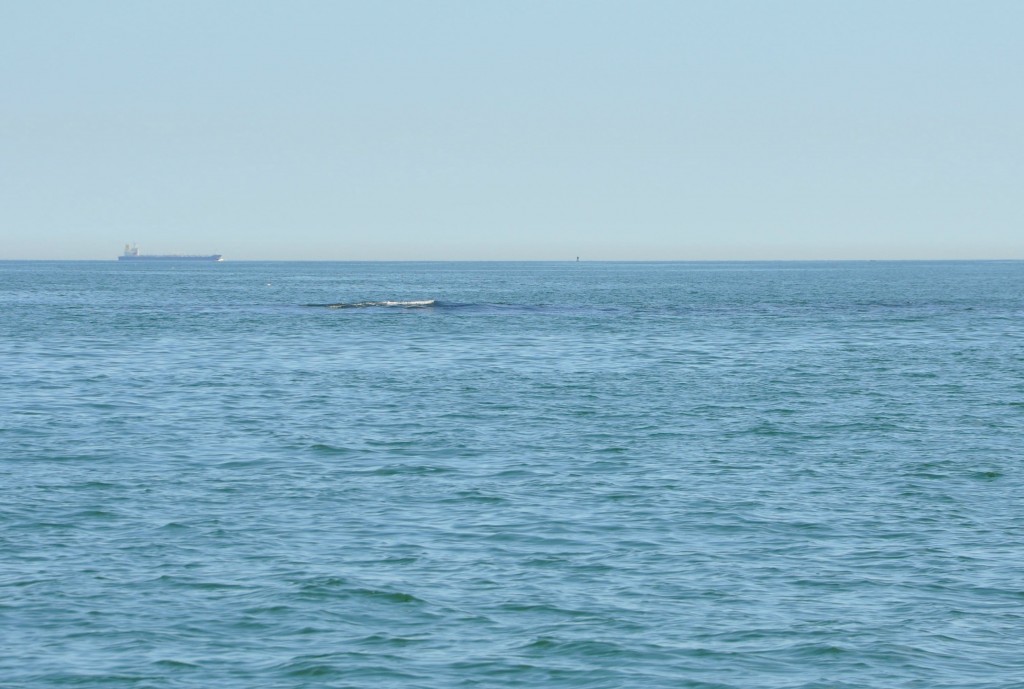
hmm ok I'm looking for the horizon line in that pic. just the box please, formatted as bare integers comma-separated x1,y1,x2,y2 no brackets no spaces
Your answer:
3,257,1023,263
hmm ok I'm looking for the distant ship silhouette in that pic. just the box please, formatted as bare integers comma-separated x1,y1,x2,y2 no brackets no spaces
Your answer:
117,243,223,262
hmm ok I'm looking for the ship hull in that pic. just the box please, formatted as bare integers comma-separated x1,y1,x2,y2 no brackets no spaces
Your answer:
118,255,223,261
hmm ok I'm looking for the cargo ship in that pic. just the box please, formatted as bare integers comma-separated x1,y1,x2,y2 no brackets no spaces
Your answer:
118,244,223,262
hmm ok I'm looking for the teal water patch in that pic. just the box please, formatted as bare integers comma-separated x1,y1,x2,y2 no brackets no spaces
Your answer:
2,261,1024,688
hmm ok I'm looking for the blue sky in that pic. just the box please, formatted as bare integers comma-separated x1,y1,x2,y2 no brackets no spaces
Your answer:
2,0,1021,260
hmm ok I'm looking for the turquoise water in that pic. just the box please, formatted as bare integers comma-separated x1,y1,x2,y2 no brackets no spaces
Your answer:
2,260,1023,688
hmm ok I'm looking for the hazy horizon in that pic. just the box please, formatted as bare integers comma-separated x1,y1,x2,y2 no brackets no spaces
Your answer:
16,251,1024,262
3,1,1021,261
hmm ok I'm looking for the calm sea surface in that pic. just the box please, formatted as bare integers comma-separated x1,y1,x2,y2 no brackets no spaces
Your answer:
2,260,1023,688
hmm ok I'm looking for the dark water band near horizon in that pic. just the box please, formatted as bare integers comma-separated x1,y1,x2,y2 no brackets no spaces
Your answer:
2,260,1023,688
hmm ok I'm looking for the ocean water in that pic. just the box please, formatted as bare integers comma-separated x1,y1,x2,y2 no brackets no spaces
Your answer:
2,260,1023,689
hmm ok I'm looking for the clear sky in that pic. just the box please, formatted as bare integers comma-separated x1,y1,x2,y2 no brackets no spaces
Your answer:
1,0,1021,260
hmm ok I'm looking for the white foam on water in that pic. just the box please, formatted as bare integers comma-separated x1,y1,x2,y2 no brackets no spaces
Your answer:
324,299,436,309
